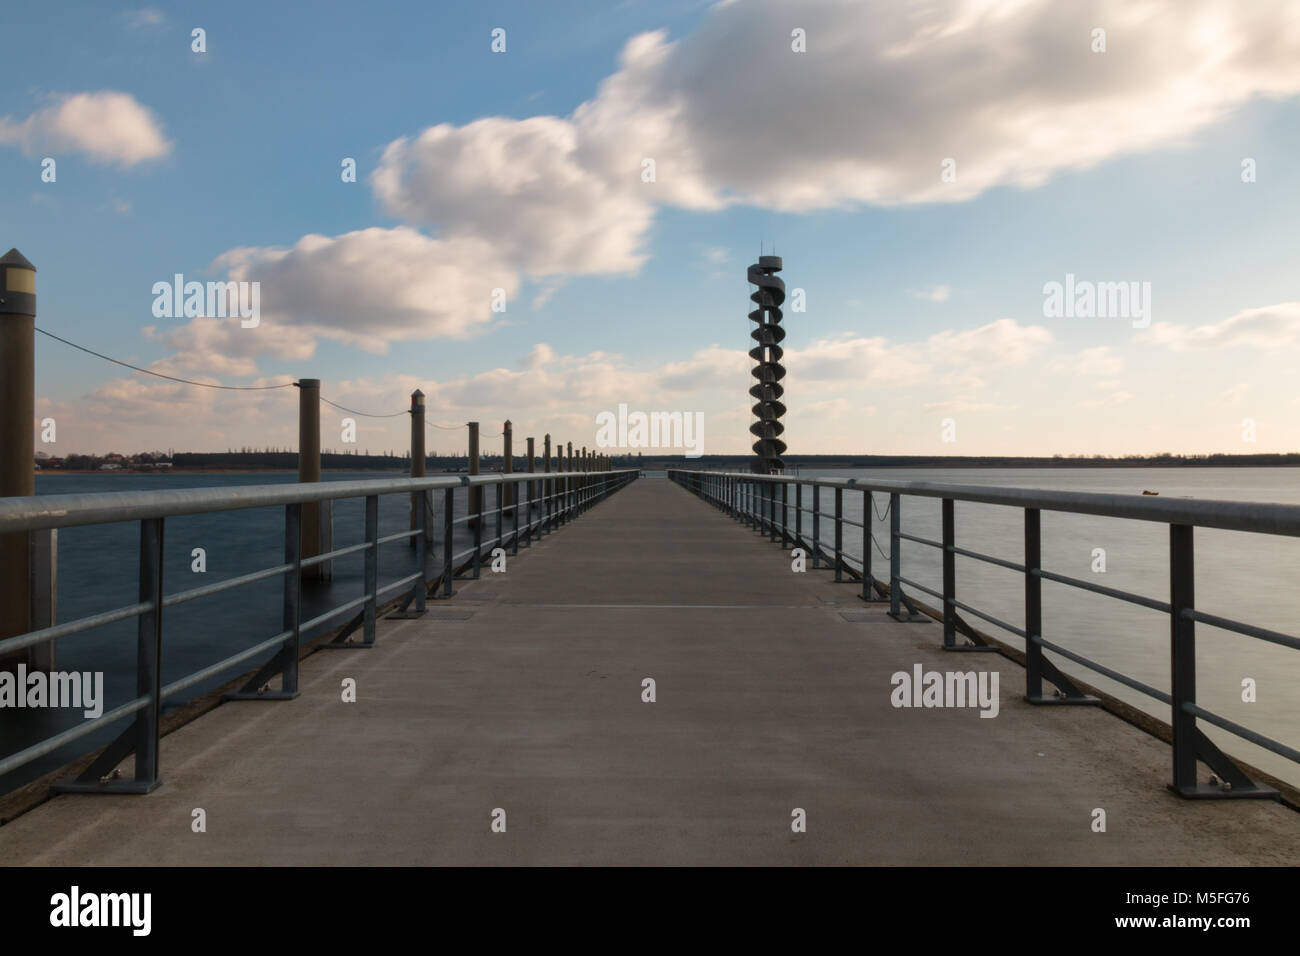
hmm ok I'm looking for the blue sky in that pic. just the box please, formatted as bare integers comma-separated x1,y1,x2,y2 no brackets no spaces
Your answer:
4,0,1300,457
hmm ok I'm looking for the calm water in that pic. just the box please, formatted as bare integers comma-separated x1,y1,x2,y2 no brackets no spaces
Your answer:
785,468,1300,788
3,467,1298,794
1,471,517,792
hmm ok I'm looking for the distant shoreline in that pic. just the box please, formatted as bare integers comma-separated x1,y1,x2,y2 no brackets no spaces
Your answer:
34,459,1300,475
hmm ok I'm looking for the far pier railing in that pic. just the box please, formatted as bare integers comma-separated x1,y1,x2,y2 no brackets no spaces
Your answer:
0,468,637,794
669,468,1300,801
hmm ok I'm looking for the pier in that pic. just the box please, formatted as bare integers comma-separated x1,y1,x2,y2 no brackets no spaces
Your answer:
1,475,1296,865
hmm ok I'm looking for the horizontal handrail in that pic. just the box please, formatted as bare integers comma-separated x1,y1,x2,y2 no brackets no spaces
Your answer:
0,469,639,533
676,470,1300,537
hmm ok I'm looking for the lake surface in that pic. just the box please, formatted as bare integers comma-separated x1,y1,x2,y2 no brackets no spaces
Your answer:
2,467,1298,794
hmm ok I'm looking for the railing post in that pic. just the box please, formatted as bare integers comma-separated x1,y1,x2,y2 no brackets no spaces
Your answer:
473,476,483,578
566,442,574,523
363,494,378,644
1024,508,1043,698
51,516,164,794
889,493,901,617
134,516,165,788
413,489,428,614
524,436,535,548
834,486,843,581
812,485,821,568
795,483,802,544
1169,523,1198,794
861,490,873,600
443,486,455,597
768,480,777,541
496,478,505,556
284,503,303,683
781,481,789,548
942,497,955,648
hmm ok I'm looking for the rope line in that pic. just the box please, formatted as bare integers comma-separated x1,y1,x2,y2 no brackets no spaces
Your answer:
319,397,408,419
37,327,566,446
35,327,294,390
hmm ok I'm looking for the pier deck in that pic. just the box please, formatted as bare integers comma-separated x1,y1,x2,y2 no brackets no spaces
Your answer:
1,477,1296,865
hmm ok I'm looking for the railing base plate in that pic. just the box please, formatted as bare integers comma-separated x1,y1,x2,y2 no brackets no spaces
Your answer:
51,778,161,795
887,611,930,623
223,689,300,701
942,643,1001,652
1167,783,1277,800
1025,694,1101,706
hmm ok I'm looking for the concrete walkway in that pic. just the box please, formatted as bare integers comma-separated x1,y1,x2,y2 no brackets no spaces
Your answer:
2,477,1297,865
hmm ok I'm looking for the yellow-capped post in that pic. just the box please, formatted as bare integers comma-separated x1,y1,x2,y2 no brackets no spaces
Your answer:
0,249,37,670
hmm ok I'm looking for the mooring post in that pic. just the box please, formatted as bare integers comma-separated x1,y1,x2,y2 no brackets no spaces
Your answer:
468,422,481,575
0,249,44,672
409,389,427,547
296,377,331,581
503,419,514,515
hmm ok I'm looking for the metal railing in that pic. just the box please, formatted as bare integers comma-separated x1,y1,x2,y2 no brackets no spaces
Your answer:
0,468,637,793
670,468,1300,800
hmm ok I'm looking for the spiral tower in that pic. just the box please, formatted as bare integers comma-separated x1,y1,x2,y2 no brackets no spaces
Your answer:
747,255,786,474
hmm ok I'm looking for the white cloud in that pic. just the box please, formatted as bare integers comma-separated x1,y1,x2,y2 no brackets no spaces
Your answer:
922,400,1014,412
210,227,519,354
1219,383,1250,404
0,91,170,166
123,8,166,30
576,0,1300,211
363,0,1300,287
371,117,654,277
926,318,1053,367
913,284,951,302
1051,345,1126,376
1142,302,1300,350
1076,391,1134,409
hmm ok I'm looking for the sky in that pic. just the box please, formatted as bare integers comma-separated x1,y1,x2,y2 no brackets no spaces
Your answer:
4,0,1300,459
